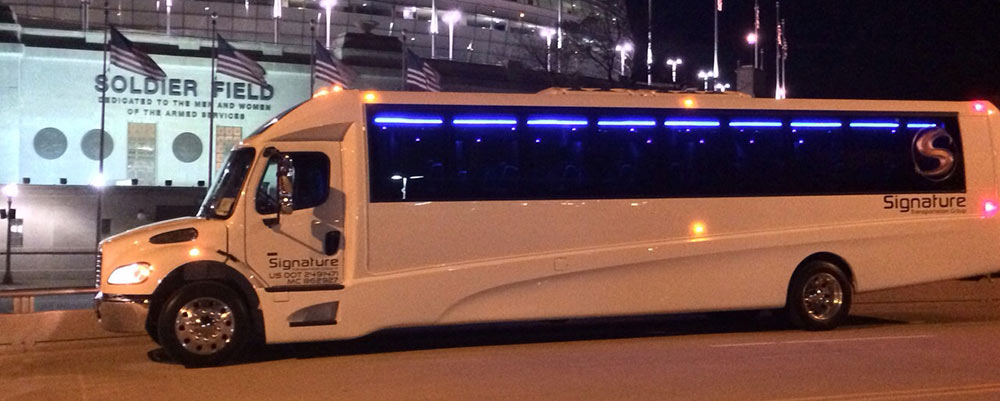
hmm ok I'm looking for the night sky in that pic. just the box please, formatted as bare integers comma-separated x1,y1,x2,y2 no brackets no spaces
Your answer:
624,0,1000,101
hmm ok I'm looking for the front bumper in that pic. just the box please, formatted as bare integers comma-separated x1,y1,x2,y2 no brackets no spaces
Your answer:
94,292,150,333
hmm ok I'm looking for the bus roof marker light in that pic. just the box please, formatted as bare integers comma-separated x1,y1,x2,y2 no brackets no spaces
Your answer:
364,92,377,102
984,201,997,218
973,101,987,112
682,98,695,108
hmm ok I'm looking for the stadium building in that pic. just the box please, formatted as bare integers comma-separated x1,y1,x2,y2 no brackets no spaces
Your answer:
0,0,629,285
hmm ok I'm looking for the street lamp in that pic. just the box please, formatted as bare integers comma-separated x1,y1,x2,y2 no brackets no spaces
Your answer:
540,28,556,72
615,41,633,77
442,10,461,61
272,0,282,44
165,0,173,35
715,82,731,92
391,175,424,200
666,58,682,84
2,183,18,285
697,70,714,91
745,32,757,45
320,0,335,48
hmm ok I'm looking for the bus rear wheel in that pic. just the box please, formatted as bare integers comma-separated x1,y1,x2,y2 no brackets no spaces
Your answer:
785,260,852,331
157,281,251,367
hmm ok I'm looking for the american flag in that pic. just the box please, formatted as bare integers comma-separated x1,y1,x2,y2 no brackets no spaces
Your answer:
108,26,166,79
405,49,441,92
216,34,267,86
314,41,355,88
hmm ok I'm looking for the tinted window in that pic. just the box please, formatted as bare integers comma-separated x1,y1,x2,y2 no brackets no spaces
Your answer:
366,104,964,202
255,152,330,214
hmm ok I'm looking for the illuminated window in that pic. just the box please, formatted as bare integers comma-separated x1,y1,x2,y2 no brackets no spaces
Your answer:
127,122,156,186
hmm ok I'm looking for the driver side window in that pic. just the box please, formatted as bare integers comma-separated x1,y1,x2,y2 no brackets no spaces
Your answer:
255,152,330,214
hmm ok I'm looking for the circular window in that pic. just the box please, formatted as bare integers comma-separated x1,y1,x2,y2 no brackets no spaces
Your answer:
33,127,68,160
172,132,203,163
81,129,114,160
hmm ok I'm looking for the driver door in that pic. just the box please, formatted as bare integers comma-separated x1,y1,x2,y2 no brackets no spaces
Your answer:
244,142,344,289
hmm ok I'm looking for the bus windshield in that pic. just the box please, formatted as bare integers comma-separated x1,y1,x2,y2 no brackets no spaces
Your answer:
198,148,256,219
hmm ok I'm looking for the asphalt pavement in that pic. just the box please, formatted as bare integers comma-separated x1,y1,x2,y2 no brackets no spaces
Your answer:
3,279,1000,400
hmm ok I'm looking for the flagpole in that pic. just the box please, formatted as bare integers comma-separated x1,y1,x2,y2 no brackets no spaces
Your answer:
208,12,217,187
775,1,781,98
430,0,436,59
401,30,407,90
712,0,719,79
753,0,760,70
95,0,109,254
310,19,316,96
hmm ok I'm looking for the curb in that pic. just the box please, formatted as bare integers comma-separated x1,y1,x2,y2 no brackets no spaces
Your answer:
0,309,140,353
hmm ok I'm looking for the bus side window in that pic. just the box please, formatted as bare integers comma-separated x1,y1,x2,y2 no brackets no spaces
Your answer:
370,121,449,201
732,124,789,195
255,152,329,214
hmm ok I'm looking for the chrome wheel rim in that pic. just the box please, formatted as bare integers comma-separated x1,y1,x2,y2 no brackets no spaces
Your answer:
174,297,235,355
801,272,843,321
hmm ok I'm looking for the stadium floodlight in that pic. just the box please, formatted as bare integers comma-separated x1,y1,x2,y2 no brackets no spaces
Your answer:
443,10,462,60
320,0,336,48
615,41,633,76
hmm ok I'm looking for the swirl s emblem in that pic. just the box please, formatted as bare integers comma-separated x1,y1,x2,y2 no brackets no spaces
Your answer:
911,128,956,182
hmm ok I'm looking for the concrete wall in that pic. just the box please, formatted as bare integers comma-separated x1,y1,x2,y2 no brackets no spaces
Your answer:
8,45,309,187
0,185,205,285
0,43,22,185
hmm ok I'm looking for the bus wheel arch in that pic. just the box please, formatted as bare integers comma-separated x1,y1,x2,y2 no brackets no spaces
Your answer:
784,253,855,331
146,261,263,348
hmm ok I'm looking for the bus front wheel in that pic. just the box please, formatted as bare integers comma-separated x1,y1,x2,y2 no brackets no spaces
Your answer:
785,260,852,331
157,281,251,367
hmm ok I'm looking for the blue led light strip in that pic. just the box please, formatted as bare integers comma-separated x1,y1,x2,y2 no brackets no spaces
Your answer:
663,120,720,127
374,116,443,125
597,119,657,127
526,119,589,126
849,122,900,128
453,118,518,126
790,121,842,128
728,121,783,128
907,123,938,129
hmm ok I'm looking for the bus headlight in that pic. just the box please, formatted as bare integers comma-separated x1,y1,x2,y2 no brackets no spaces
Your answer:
107,262,152,285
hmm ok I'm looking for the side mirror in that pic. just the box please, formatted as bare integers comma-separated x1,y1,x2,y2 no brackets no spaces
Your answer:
277,154,295,215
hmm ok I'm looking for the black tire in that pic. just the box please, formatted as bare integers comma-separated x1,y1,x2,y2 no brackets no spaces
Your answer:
157,281,251,367
145,317,160,345
785,260,852,331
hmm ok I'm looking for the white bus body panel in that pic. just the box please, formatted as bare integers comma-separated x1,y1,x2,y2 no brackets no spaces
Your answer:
239,91,1000,343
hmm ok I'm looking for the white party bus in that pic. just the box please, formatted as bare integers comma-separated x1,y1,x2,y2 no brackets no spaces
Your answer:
95,87,1000,366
